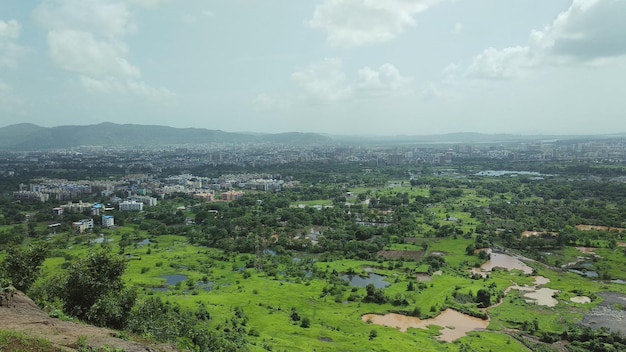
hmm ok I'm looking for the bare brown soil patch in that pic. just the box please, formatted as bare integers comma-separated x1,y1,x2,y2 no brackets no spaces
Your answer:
576,225,625,232
0,290,177,352
377,250,424,260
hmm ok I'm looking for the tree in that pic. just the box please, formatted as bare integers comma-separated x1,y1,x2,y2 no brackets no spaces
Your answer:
0,243,48,292
475,289,491,308
62,247,136,328
369,329,378,340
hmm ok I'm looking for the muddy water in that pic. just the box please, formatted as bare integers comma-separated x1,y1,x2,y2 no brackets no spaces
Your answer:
506,276,559,307
481,252,533,274
523,288,559,307
362,309,488,342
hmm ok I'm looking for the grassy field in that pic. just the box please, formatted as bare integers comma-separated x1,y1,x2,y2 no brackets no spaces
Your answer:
32,227,626,352
10,177,626,351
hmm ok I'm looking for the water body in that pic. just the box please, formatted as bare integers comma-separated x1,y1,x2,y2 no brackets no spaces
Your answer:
475,170,544,177
506,276,559,307
362,309,488,342
481,252,533,274
195,282,214,292
583,292,626,334
137,238,151,246
162,274,188,286
91,235,114,244
342,273,389,289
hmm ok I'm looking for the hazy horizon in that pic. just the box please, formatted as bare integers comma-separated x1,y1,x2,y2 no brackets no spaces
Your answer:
3,120,626,138
1,1,625,136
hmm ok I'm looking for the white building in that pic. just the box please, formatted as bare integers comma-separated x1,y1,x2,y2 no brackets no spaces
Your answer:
72,218,94,233
102,215,114,228
119,200,143,211
130,195,158,206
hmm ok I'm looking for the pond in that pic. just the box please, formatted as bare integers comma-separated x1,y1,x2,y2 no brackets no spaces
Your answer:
480,252,533,274
137,238,151,246
506,276,559,307
194,282,214,292
342,273,389,289
90,235,114,244
522,287,559,307
583,292,626,334
162,274,188,286
362,309,488,342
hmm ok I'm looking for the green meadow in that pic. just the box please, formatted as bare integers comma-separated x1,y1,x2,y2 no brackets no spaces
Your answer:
32,223,626,352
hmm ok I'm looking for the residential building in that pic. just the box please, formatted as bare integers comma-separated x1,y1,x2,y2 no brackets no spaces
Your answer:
130,195,158,206
72,218,94,233
102,215,114,228
221,190,244,201
119,200,144,211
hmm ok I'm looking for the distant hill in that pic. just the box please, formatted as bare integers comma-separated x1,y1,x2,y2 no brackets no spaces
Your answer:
0,123,333,150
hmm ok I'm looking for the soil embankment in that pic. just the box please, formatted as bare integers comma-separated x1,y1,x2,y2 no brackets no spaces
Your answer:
0,290,176,352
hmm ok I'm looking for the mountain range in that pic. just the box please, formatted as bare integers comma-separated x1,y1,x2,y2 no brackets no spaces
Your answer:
0,123,622,151
0,123,333,150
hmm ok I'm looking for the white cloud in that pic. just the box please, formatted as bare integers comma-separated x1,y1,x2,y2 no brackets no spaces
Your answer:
33,0,135,37
309,0,441,47
465,0,626,79
356,63,412,97
291,58,353,103
0,19,20,39
537,0,626,62
48,30,140,78
466,46,532,79
452,22,462,35
0,19,26,68
80,75,174,103
33,0,174,103
256,59,412,109
127,0,168,8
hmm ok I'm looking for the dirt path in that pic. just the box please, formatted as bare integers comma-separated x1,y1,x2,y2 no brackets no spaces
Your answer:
0,291,177,352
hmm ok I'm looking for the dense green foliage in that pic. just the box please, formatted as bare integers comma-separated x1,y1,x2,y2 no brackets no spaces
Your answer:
3,159,626,351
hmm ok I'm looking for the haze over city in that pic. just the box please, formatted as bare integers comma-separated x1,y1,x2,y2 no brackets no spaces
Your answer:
1,0,625,135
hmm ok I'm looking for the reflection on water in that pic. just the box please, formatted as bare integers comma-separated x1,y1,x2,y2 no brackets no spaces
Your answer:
162,274,188,285
137,238,151,246
342,273,389,289
362,309,488,342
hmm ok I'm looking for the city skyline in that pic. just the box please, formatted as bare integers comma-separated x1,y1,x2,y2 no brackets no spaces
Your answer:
1,0,625,136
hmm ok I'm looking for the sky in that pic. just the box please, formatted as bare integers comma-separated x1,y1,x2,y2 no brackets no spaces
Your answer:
1,0,625,136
